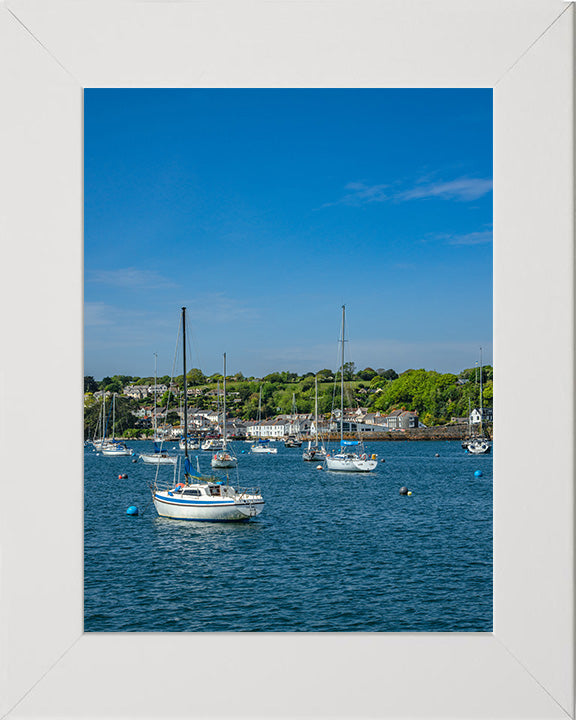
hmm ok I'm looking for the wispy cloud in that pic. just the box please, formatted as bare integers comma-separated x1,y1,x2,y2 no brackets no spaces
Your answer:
430,228,493,246
87,267,177,290
397,177,493,202
323,176,492,208
322,181,389,208
84,301,115,326
445,230,493,246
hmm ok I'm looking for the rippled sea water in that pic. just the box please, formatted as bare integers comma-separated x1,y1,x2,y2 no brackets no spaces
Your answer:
84,439,492,632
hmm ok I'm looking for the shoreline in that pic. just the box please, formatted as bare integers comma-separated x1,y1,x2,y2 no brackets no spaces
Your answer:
95,426,491,443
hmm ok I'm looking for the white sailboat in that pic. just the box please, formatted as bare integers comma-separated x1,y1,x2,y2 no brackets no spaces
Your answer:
151,307,264,522
101,393,133,456
251,386,278,454
325,306,378,472
465,347,492,455
303,375,327,461
284,394,303,447
211,353,238,469
92,395,107,450
140,353,177,465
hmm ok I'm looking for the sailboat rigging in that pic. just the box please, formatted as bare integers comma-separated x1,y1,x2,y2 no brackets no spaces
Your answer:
303,375,327,461
211,353,238,468
325,305,378,472
139,353,177,465
251,386,278,454
101,393,133,456
151,307,264,521
464,347,492,455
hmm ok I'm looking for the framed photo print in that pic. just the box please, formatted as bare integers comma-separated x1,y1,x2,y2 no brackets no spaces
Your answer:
0,1,573,718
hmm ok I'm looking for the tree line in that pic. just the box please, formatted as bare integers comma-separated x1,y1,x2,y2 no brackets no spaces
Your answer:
84,364,493,437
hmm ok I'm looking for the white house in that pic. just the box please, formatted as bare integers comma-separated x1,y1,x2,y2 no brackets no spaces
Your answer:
470,408,493,424
247,419,289,438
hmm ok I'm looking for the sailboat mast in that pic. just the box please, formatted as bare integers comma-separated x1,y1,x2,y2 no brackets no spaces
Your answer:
314,375,319,448
111,393,115,442
153,352,158,439
479,346,483,436
182,308,188,461
222,353,227,448
102,394,106,444
340,304,345,446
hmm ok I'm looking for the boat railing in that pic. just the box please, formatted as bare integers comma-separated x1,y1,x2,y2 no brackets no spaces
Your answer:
234,486,262,499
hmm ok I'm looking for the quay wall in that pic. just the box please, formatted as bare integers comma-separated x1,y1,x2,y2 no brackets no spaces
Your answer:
319,425,474,442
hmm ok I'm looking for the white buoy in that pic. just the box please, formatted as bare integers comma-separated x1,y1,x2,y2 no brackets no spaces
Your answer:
316,465,323,470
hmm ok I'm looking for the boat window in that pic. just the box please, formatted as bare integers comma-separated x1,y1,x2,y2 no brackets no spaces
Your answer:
208,485,221,496
183,489,201,496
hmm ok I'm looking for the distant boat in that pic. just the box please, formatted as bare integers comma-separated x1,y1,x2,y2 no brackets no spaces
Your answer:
303,376,327,461
251,438,278,454
211,353,238,469
464,348,492,455
151,307,264,522
92,395,107,450
140,353,177,465
251,387,278,454
201,437,224,451
179,435,200,451
284,394,303,447
325,306,378,472
101,394,133,456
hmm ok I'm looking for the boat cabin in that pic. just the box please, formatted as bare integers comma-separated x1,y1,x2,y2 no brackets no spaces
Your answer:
171,483,224,497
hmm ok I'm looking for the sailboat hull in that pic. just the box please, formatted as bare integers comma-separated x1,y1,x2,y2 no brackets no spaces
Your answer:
325,455,378,472
210,452,238,468
303,449,327,461
153,492,263,521
101,445,133,457
465,439,492,455
140,453,177,465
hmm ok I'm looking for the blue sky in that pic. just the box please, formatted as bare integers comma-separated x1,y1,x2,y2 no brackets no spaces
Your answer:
84,89,492,379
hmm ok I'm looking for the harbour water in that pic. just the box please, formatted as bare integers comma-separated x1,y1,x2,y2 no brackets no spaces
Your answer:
84,440,492,632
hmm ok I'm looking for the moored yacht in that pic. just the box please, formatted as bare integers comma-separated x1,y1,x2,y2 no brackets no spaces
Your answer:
211,353,238,469
325,306,377,473
151,307,263,522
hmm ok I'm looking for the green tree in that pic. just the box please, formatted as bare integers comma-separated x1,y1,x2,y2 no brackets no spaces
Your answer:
166,410,180,425
186,368,206,386
84,376,98,393
357,367,377,381
84,396,138,439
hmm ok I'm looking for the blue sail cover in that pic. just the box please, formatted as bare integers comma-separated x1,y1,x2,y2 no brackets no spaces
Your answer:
154,442,161,453
341,440,359,446
184,457,192,475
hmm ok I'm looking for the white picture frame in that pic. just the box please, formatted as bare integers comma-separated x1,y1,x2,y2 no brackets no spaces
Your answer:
0,1,573,717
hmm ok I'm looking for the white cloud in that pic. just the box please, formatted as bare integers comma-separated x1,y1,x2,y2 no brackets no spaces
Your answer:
445,230,493,246
323,176,492,208
398,177,493,202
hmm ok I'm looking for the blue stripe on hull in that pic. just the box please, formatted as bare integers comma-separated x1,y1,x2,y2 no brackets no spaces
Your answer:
154,494,235,506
